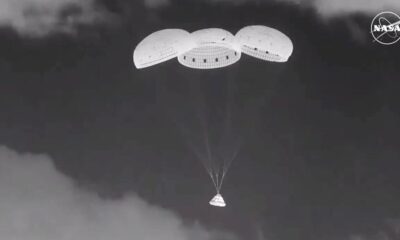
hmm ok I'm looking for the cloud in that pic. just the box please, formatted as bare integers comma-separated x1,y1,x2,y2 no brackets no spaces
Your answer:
0,0,106,37
0,146,233,240
143,0,400,17
300,0,400,17
144,0,170,8
231,0,400,16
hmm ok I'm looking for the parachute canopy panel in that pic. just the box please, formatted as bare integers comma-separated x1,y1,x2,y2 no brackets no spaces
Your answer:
235,25,293,62
133,29,195,69
178,28,241,69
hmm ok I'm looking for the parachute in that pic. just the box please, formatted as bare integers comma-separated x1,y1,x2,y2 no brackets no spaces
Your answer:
133,29,195,69
133,25,293,69
235,25,293,62
177,28,241,69
133,25,293,207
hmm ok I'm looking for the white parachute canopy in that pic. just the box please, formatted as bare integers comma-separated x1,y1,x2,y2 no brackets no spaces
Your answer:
235,25,293,62
177,28,241,69
133,25,293,69
133,29,195,69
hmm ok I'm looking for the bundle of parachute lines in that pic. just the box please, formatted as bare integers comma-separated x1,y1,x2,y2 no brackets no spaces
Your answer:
133,25,293,207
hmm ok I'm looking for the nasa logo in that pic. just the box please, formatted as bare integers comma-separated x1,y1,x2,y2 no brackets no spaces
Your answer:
371,11,400,45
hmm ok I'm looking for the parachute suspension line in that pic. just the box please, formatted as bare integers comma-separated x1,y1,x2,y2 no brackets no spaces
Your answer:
217,76,237,192
190,77,219,193
225,77,234,133
170,78,215,186
176,110,217,191
217,171,224,193
221,144,240,189
179,123,213,175
203,119,221,193
208,171,218,190
218,145,237,192
223,143,240,174
217,172,221,193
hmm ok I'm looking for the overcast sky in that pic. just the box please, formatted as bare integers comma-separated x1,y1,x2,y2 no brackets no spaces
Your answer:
0,1,400,240
1,0,400,36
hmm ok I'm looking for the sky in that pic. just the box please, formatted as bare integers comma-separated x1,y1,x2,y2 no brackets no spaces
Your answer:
0,1,400,240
